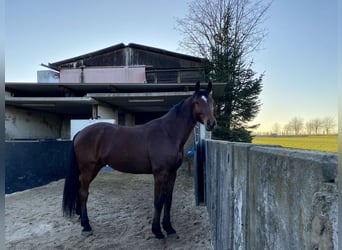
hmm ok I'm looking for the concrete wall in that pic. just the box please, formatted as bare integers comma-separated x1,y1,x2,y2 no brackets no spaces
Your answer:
204,140,338,250
5,104,121,140
59,67,146,83
5,106,63,140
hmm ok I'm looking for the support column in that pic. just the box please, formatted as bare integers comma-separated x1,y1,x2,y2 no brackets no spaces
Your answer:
97,103,118,123
125,113,135,126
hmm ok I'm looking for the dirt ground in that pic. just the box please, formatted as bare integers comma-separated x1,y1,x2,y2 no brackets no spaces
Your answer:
5,166,212,250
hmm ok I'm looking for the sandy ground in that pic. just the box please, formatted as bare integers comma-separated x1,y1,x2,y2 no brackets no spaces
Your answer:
5,166,212,250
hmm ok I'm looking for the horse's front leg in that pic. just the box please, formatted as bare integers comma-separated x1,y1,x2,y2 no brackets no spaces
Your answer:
152,171,178,239
152,173,167,239
162,171,177,237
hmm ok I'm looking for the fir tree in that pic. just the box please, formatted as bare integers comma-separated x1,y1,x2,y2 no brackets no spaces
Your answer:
208,43,262,142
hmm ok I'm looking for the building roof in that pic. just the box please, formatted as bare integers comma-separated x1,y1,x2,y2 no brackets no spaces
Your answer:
46,43,206,71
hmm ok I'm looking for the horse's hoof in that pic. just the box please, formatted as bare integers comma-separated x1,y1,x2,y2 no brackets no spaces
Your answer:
154,232,165,239
167,233,179,239
81,230,93,237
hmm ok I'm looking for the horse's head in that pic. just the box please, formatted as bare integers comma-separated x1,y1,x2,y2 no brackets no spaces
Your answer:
192,81,216,131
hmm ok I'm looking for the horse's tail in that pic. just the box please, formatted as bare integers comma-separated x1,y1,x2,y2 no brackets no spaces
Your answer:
62,134,80,217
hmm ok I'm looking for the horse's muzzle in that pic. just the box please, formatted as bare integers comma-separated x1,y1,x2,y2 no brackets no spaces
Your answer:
206,120,216,131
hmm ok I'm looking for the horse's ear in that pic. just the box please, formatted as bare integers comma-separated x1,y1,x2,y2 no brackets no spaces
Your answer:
207,81,212,93
195,81,200,93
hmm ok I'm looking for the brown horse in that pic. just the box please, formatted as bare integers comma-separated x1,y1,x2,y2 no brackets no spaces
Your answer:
62,81,216,239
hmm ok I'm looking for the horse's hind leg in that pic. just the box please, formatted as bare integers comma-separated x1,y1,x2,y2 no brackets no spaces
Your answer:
79,165,101,236
76,194,81,216
79,175,92,236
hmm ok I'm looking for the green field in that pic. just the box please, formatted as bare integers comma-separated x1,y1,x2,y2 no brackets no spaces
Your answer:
252,135,338,153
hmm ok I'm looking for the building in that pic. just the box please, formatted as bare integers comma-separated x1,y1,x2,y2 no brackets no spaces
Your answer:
5,43,224,140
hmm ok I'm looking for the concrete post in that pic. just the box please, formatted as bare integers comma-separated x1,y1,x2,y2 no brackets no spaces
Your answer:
97,103,118,121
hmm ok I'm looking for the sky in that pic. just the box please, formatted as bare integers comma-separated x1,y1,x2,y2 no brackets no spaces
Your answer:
5,0,339,133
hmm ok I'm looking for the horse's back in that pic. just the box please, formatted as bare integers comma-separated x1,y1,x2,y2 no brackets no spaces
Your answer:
74,122,118,148
74,122,153,174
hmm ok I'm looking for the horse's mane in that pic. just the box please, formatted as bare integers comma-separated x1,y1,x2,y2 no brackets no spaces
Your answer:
174,100,185,115
171,89,208,116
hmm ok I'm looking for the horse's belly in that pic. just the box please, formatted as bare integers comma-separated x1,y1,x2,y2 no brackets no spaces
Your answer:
97,129,153,174
105,154,152,174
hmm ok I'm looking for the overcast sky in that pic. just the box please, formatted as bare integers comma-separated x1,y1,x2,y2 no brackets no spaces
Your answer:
5,0,338,132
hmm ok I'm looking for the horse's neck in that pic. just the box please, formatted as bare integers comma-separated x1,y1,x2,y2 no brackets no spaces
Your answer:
163,98,196,148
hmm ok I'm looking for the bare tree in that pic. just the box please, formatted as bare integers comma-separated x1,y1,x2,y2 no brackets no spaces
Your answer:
288,117,304,135
311,118,322,135
272,122,280,135
283,123,292,136
305,120,314,135
176,0,272,60
322,116,336,135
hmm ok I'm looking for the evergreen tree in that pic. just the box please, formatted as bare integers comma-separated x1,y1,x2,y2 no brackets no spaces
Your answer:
207,33,263,142
177,0,270,142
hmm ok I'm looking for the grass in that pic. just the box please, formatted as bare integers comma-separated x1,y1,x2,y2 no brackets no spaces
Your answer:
252,135,338,153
